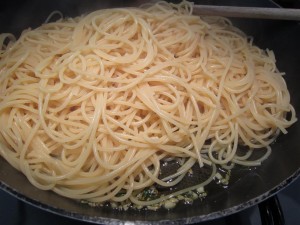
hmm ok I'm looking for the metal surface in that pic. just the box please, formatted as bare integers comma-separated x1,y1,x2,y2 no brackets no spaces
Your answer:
0,0,300,224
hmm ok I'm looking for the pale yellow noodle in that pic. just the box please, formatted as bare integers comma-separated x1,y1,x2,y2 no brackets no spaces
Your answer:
0,1,297,207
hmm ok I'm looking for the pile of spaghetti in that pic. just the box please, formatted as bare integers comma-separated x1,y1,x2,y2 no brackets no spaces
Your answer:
0,1,297,208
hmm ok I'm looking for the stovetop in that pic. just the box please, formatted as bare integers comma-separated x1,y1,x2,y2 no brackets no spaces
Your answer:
0,176,300,225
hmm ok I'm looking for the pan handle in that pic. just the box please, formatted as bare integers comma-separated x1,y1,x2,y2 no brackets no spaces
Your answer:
258,195,285,225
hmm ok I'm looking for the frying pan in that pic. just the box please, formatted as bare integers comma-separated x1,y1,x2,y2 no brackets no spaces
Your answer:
0,0,300,224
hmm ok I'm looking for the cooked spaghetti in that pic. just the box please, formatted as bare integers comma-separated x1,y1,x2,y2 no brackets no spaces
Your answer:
0,1,297,208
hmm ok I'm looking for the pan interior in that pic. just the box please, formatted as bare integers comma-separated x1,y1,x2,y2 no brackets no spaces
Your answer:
0,0,300,224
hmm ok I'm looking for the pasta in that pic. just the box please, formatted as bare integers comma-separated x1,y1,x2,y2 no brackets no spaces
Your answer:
0,1,297,209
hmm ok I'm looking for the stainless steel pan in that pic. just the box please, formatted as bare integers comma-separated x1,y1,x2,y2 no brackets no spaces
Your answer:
0,0,299,224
